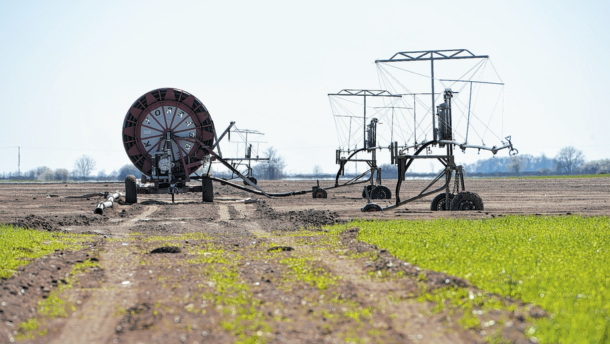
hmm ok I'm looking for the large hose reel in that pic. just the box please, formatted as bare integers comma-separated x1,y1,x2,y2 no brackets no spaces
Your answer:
121,88,215,184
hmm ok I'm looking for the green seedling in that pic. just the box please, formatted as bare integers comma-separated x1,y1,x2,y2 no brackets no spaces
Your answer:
327,216,610,344
0,224,95,278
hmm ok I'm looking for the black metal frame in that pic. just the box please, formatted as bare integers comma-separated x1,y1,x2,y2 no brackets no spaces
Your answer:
368,50,516,211
326,89,401,196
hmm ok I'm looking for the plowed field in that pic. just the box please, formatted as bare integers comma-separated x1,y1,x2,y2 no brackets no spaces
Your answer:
0,177,608,344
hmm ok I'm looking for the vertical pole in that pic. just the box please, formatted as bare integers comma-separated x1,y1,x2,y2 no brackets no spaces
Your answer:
348,118,352,175
445,90,454,211
445,168,451,211
413,95,417,144
355,144,357,175
363,95,367,149
348,117,352,153
391,107,394,143
18,146,20,176
465,82,473,144
431,59,437,141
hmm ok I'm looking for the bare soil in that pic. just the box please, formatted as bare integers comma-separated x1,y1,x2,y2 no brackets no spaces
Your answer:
0,177,608,343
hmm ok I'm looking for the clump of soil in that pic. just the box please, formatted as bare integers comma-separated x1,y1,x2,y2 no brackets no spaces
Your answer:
150,247,182,254
266,246,294,252
14,215,57,231
15,214,108,231
255,201,344,231
116,303,158,331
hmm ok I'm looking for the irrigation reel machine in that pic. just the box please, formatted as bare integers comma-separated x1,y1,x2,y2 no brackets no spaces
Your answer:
121,88,273,203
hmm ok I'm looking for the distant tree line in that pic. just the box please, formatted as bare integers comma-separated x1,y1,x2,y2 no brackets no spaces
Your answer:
0,155,142,182
284,146,608,180
2,146,607,182
463,146,609,175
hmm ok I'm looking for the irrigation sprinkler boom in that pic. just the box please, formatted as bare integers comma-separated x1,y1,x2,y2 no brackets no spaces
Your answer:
326,89,401,200
361,49,518,212
218,127,269,185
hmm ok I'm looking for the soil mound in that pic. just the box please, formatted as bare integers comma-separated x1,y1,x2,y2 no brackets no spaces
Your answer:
15,214,57,231
255,202,343,231
15,214,108,231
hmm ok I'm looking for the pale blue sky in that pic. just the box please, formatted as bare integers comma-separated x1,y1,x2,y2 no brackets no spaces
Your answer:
0,0,608,175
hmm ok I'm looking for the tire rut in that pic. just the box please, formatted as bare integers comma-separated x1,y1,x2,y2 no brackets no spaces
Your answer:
50,205,159,344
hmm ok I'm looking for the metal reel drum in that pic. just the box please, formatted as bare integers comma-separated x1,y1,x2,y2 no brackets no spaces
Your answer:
121,88,215,179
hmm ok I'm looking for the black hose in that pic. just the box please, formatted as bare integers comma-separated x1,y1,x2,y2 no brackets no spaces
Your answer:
207,177,310,197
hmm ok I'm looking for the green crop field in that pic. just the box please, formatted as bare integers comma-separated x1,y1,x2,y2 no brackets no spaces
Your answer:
329,216,610,344
0,225,94,278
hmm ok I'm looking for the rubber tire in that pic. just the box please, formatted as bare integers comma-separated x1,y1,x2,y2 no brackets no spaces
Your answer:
430,192,454,211
313,188,327,199
361,203,382,212
371,185,392,200
451,191,484,211
362,185,374,198
202,177,213,202
125,175,137,204
243,177,257,186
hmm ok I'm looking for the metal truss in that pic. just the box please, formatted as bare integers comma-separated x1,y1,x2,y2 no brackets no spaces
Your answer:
375,49,489,63
328,89,400,97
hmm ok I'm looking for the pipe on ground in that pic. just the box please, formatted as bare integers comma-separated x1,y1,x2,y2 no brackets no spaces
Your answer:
94,192,123,215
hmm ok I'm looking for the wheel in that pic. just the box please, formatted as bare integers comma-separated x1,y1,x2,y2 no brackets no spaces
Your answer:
243,177,257,186
371,185,392,200
451,191,484,211
361,203,382,212
220,178,227,185
202,177,213,202
362,185,374,198
430,192,454,211
312,188,327,199
125,175,137,204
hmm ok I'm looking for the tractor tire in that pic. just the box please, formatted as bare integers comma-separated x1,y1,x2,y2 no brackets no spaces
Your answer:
451,191,484,211
312,188,327,199
430,192,454,211
371,185,392,200
362,185,374,198
243,177,258,186
361,203,382,212
202,177,214,202
125,175,138,204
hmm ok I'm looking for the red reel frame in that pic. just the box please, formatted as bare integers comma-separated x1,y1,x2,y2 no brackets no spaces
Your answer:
122,88,215,178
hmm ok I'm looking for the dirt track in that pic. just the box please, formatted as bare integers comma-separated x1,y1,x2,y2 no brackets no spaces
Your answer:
0,177,609,343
